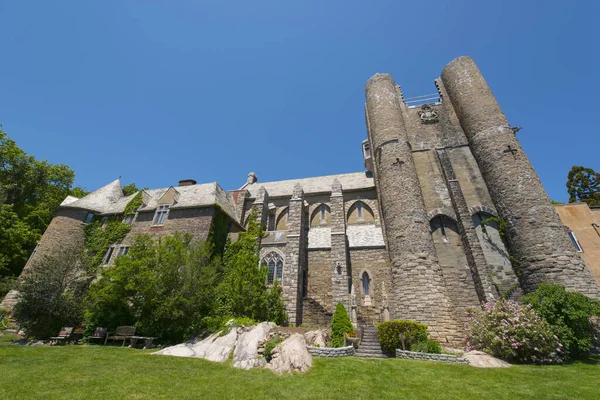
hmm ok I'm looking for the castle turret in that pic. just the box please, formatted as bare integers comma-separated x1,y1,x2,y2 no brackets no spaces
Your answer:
441,56,600,299
365,74,461,342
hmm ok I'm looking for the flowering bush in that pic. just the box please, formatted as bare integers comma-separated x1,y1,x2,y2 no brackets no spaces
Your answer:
465,299,563,364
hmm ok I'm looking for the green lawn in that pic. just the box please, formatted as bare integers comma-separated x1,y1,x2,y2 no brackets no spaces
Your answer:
0,333,598,400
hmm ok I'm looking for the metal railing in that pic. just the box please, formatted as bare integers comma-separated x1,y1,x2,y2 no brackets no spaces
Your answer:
404,93,441,107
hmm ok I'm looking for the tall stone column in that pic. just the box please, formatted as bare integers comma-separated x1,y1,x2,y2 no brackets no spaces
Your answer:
441,56,600,299
365,74,461,342
283,183,306,325
329,179,351,315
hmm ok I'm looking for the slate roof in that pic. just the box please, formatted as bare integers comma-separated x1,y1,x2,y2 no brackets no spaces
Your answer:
244,171,374,198
60,179,238,223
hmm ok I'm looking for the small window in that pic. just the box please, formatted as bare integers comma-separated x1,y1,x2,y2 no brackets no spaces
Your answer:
568,231,583,252
84,213,95,224
153,205,169,225
101,216,109,228
123,214,135,225
362,271,370,296
117,246,129,257
357,203,363,220
102,246,115,264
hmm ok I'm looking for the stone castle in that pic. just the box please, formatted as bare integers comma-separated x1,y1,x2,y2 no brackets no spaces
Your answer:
3,56,599,345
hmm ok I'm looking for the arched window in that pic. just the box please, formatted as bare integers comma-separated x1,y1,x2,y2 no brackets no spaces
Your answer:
276,208,289,231
310,204,331,227
347,201,375,224
362,271,371,296
430,215,460,244
262,252,284,284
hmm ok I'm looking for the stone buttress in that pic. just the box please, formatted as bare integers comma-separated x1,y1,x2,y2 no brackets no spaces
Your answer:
365,74,462,343
441,56,600,300
330,179,351,315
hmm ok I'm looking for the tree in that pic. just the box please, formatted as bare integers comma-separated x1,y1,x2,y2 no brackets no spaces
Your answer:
0,127,79,278
331,303,353,347
84,233,219,344
567,166,600,206
12,249,88,338
122,183,139,196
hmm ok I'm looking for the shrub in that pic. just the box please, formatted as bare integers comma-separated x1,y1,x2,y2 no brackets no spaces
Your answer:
410,339,442,354
331,303,353,348
264,334,282,363
465,299,562,364
377,320,428,354
13,250,87,339
0,307,9,329
0,276,17,299
522,283,600,357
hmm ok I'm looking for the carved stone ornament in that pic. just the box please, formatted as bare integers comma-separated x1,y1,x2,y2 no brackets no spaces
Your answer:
418,104,439,124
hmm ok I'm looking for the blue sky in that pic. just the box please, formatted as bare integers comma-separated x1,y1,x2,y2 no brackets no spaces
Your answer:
0,1,598,202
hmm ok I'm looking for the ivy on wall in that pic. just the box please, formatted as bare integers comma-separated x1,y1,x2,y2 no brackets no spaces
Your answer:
83,193,142,272
208,208,231,259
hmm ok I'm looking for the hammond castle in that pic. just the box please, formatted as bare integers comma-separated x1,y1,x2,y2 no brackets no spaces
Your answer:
3,57,599,345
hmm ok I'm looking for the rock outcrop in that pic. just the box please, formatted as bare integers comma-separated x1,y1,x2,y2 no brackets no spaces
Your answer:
266,334,312,375
233,322,276,369
303,330,330,347
463,350,511,368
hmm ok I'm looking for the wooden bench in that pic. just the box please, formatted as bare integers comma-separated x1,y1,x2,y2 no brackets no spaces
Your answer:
49,327,74,345
104,326,136,346
87,327,107,344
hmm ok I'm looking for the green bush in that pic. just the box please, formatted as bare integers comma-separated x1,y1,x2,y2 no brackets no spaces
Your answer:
0,307,9,329
465,299,562,364
0,276,17,299
331,303,353,348
522,283,600,357
264,334,282,363
410,339,442,354
377,320,428,354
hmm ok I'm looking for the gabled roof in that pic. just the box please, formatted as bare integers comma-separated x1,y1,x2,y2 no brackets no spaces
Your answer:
244,171,374,198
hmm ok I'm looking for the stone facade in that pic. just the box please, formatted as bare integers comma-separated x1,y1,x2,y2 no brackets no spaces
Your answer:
4,56,600,346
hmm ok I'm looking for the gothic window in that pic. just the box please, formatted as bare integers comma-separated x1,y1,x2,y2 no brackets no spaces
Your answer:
267,210,276,231
347,201,375,224
262,252,284,284
276,208,289,231
153,205,170,225
310,204,331,227
362,271,371,296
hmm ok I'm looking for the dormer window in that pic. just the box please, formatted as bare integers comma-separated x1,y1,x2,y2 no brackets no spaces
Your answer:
153,205,169,225
84,213,95,224
123,214,135,225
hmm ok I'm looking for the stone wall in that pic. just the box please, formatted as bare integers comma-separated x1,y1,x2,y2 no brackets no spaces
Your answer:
124,207,215,245
349,248,390,325
308,345,354,357
396,349,468,364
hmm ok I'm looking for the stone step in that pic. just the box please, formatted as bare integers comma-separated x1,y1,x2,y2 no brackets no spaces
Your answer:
355,349,384,355
358,344,382,349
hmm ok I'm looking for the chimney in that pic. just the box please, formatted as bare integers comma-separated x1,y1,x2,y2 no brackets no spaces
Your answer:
247,172,258,185
178,179,197,187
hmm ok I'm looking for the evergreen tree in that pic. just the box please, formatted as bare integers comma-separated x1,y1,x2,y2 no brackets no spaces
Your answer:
567,166,600,206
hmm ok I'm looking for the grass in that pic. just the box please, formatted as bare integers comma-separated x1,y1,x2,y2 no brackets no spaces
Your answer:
0,333,598,399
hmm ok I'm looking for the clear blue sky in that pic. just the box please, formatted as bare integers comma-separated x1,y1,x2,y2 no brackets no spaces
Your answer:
1,1,598,202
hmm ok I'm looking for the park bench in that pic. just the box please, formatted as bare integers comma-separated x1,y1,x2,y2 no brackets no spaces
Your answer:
104,326,136,346
49,327,74,345
87,327,107,344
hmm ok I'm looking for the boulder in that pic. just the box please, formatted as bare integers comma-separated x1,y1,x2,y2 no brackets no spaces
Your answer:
190,333,220,358
233,322,276,369
463,350,512,368
304,330,330,347
154,343,197,358
266,333,312,375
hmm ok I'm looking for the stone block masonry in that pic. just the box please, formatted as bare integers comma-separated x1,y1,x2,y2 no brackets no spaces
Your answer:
308,346,355,357
396,350,468,365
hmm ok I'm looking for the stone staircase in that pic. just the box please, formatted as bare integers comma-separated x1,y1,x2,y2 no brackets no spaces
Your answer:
355,326,387,358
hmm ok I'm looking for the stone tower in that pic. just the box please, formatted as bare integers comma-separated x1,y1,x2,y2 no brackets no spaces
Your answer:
365,74,461,343
441,56,600,300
